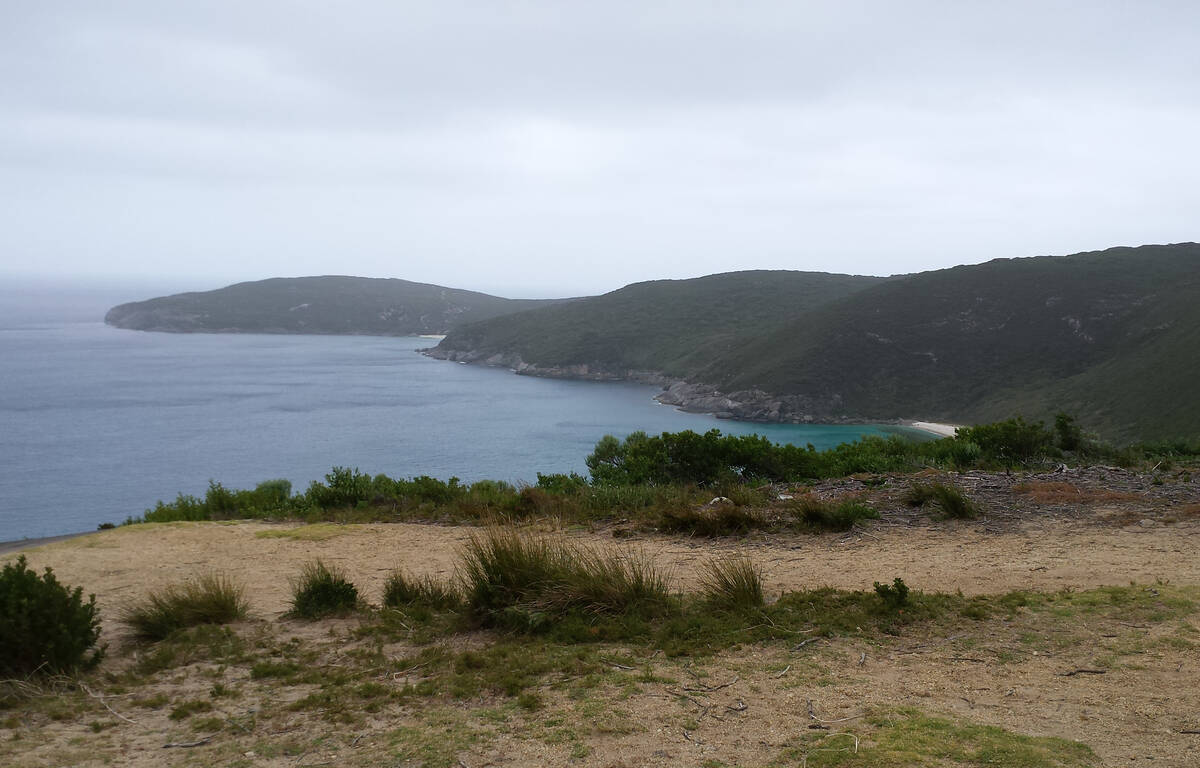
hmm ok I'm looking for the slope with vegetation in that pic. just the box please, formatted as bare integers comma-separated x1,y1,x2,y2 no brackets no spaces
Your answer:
104,276,568,335
434,243,1200,441
427,270,882,378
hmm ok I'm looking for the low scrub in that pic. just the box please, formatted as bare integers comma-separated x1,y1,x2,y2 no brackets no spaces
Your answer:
699,554,764,610
0,556,103,675
1013,481,1142,505
289,561,359,619
903,482,978,519
657,503,767,536
459,527,670,626
790,496,880,531
382,570,461,610
122,573,248,641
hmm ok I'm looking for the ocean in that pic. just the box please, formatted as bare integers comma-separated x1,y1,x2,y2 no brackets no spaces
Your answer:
0,283,919,541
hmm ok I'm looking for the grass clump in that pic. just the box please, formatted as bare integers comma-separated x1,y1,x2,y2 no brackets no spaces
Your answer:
122,573,248,641
657,503,767,536
699,555,764,610
0,555,103,675
289,561,359,619
382,570,461,610
902,482,978,519
459,527,670,627
791,497,880,531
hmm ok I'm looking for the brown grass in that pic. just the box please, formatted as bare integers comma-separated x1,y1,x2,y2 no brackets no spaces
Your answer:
1013,481,1144,505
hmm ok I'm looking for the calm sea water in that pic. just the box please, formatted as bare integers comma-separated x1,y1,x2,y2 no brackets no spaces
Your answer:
0,285,919,541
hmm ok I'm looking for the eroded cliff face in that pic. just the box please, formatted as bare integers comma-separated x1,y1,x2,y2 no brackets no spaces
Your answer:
423,347,870,425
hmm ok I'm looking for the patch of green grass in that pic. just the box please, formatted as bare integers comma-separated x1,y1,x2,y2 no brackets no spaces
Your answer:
382,570,461,610
902,482,978,519
699,554,764,610
133,624,248,675
789,497,880,531
774,707,1095,767
288,560,359,619
121,572,248,640
168,699,213,720
254,523,349,541
459,527,670,627
656,504,768,536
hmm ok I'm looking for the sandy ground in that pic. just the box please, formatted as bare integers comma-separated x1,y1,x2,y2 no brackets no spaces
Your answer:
7,517,1199,653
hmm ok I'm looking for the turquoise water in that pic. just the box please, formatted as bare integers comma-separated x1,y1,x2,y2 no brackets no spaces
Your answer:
0,300,920,540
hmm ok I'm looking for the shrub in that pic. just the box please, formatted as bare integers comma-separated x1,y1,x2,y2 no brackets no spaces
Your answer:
699,555,764,610
382,570,460,610
791,497,880,531
289,561,359,619
657,504,767,536
459,527,670,625
122,573,248,641
902,482,978,519
0,556,103,675
874,577,910,610
957,417,1055,465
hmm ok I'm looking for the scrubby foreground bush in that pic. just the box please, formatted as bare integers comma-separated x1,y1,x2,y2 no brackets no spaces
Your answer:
460,527,670,627
122,573,248,640
0,556,103,675
699,554,764,610
290,561,359,619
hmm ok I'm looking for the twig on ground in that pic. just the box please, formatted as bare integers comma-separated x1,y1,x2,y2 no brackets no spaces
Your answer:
162,736,213,749
793,638,820,651
684,674,739,693
682,729,704,745
772,665,791,679
79,682,137,725
600,658,635,670
1058,668,1107,677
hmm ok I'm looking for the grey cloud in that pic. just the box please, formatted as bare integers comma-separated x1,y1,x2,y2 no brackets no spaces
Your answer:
1,1,1198,297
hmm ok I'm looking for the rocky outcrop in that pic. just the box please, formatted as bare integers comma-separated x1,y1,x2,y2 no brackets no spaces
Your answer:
653,380,863,424
423,347,875,425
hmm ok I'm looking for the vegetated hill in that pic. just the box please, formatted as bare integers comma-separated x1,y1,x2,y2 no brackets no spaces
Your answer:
430,270,884,377
104,276,568,335
702,243,1200,441
433,244,1200,441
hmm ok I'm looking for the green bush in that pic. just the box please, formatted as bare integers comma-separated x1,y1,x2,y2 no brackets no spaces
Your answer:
0,556,103,675
459,527,670,626
122,573,248,641
289,561,359,619
699,555,764,610
905,482,977,519
382,570,460,610
957,417,1055,465
657,503,767,536
874,577,910,610
791,497,880,531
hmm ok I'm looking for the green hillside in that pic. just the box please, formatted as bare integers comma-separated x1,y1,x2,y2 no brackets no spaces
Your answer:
435,244,1200,441
432,270,882,376
705,243,1199,440
104,276,566,335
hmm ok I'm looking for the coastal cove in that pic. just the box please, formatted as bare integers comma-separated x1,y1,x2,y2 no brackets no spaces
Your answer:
0,321,928,541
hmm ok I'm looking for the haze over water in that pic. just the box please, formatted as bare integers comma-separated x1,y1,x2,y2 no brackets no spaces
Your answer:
0,285,918,541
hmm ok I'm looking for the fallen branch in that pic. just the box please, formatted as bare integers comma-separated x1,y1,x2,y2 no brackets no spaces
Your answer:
772,665,791,679
1058,668,1107,677
684,674,738,693
162,735,213,749
79,682,137,725
792,638,820,651
600,658,635,670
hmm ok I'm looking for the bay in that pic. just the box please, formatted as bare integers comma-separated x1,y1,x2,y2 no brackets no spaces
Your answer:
0,304,920,541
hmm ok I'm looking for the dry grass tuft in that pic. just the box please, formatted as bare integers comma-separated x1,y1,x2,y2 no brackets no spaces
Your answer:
1013,481,1143,505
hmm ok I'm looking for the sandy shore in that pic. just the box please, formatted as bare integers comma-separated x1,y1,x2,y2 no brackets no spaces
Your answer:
907,420,960,437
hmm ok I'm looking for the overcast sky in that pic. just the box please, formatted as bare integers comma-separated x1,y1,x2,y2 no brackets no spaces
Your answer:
2,2,1198,298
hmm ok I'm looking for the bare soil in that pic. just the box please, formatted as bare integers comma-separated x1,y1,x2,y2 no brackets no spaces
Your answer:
3,471,1199,768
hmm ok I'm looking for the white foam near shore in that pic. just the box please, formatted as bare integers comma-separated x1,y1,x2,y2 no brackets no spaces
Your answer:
909,421,960,438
